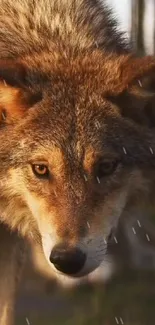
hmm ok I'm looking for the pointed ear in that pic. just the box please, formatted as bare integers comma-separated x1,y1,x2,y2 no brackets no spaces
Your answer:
106,55,155,127
0,60,42,123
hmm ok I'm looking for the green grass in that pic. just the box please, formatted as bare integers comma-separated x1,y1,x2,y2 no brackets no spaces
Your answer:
16,269,155,325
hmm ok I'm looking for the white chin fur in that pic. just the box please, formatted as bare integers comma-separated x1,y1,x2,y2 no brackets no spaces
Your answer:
52,258,115,288
41,233,109,282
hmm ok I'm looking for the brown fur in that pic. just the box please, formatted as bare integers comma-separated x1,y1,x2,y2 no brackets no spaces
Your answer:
0,0,155,324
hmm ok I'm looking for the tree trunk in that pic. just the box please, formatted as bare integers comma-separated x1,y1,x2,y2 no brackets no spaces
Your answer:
131,0,145,54
0,225,26,325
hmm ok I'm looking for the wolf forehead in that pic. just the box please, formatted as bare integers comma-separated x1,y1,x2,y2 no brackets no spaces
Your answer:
17,54,119,141
1,52,155,167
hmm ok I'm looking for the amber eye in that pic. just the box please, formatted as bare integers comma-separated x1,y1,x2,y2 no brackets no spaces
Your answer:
96,160,118,179
32,164,49,178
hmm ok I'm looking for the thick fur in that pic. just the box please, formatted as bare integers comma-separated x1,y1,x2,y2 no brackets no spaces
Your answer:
0,1,155,324
0,0,129,57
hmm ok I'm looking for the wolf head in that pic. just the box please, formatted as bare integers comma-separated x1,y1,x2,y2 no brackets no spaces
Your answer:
0,52,155,281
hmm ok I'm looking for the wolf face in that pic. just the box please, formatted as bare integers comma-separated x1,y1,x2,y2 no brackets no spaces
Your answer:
0,52,155,281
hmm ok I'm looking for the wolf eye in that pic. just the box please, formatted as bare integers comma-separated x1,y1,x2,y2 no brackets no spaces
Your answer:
96,160,118,178
32,164,49,178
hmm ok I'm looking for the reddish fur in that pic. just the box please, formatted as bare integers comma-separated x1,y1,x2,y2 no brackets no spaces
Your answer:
1,53,155,124
0,1,155,324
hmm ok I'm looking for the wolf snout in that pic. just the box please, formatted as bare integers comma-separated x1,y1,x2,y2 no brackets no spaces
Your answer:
49,243,86,275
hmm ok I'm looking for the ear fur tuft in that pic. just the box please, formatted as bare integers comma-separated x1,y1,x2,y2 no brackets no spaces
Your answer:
0,60,42,123
106,55,155,127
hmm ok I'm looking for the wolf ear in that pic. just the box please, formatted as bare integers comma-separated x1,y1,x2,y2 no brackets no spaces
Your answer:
107,56,155,127
0,60,42,123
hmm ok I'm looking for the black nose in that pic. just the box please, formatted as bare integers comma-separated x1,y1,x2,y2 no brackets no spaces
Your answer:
50,243,86,275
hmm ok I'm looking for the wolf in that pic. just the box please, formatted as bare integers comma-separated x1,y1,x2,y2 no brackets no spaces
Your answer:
0,0,155,323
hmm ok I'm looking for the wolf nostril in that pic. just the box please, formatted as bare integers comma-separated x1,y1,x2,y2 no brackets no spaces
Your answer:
50,243,86,275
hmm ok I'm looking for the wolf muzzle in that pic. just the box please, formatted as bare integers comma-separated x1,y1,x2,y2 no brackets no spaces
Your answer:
50,243,86,275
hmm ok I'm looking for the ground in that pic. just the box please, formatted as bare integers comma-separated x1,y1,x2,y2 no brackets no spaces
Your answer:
15,253,155,325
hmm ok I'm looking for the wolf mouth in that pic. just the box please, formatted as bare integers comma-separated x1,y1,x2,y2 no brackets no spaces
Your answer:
41,233,108,278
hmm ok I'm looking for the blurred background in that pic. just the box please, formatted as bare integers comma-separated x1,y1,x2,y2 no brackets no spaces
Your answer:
108,0,155,55
16,1,155,325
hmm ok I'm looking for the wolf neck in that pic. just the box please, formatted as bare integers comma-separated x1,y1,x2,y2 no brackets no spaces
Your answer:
0,0,130,59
